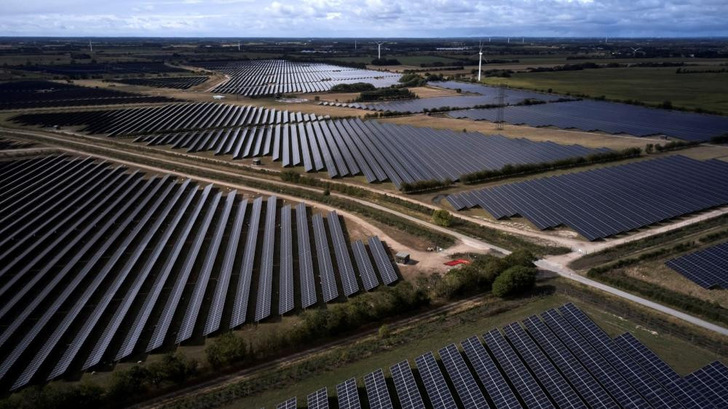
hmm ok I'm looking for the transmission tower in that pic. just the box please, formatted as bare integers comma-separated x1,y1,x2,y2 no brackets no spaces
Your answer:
496,85,505,130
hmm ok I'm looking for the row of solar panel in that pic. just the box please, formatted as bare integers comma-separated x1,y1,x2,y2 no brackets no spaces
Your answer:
0,80,176,110
11,102,326,136
448,99,728,142
110,76,210,90
191,59,401,96
0,155,398,391
13,107,610,189
447,155,728,240
666,241,728,289
273,303,728,409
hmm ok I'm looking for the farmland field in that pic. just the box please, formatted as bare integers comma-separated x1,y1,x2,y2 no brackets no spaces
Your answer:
482,67,728,115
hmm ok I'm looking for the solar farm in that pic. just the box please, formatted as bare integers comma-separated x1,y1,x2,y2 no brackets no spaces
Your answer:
272,303,728,409
2,36,728,409
448,99,728,142
191,59,402,97
666,241,728,289
0,80,176,110
447,155,728,240
0,154,399,390
11,103,609,188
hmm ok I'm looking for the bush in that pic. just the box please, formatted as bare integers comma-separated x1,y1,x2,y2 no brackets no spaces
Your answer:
400,178,452,193
206,332,249,369
492,266,538,298
330,82,376,92
356,88,417,102
432,209,453,227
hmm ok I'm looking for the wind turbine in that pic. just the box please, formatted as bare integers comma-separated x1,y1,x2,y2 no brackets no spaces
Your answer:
477,41,484,82
376,42,384,60
237,41,241,51
631,47,642,56
89,40,93,53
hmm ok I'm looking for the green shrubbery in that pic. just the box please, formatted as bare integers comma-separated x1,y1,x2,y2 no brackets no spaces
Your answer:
330,82,376,92
356,87,417,102
400,178,452,193
432,209,453,227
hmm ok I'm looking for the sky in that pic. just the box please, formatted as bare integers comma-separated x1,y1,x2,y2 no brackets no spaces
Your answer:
1,0,726,38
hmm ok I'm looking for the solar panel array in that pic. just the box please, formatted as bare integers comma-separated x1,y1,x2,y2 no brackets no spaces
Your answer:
277,302,727,409
12,102,324,136
0,80,175,110
191,59,401,96
665,241,728,289
448,99,728,142
338,81,567,113
0,155,398,391
447,155,728,240
111,76,210,90
336,378,362,409
12,108,607,189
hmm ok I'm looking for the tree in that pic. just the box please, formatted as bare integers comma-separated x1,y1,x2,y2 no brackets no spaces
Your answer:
492,266,538,298
205,332,249,369
432,209,453,227
503,249,537,268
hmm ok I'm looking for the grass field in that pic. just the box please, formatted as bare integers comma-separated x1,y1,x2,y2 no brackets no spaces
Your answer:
481,67,728,115
221,282,726,409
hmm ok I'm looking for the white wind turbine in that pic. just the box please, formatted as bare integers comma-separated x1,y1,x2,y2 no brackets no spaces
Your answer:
631,47,642,56
477,41,484,82
376,42,384,60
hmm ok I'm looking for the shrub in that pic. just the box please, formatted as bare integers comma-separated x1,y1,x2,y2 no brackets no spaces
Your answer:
432,209,453,227
205,332,249,369
492,266,538,298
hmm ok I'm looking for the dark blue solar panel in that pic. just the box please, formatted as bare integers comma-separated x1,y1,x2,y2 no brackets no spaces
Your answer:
666,241,728,289
448,155,728,240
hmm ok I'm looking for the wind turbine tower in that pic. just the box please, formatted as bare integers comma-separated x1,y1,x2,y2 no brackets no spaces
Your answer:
237,41,241,51
376,42,384,60
89,40,93,53
477,41,484,82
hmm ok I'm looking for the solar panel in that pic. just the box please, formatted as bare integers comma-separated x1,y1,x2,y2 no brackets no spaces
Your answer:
255,196,277,322
665,241,728,289
364,369,394,409
540,309,651,409
312,213,338,302
205,198,247,335
148,186,219,352
685,364,728,407
296,203,317,308
177,191,237,344
337,377,362,409
522,316,618,409
390,360,425,409
351,240,379,291
275,397,296,409
558,303,681,409
503,322,586,409
367,236,398,285
448,156,728,240
460,335,521,409
114,184,206,361
307,387,329,409
437,344,489,409
231,196,263,328
327,211,359,296
279,204,294,315
482,329,554,409
415,351,457,409
615,332,713,409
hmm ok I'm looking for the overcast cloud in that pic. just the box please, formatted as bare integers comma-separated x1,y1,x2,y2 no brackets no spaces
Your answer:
1,0,726,37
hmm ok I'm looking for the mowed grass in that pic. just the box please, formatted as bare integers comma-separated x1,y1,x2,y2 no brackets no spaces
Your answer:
221,285,724,408
482,67,728,115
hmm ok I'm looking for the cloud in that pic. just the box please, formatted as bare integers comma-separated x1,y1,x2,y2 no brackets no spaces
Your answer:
0,0,725,37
